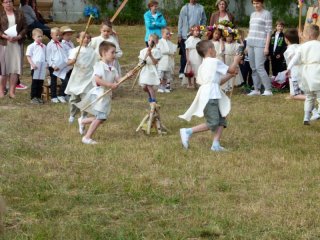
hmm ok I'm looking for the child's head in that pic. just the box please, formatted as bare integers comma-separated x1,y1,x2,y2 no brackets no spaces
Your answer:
32,28,43,42
50,27,60,41
190,25,201,38
99,41,116,62
148,34,159,48
60,26,75,41
225,33,235,43
275,20,285,33
161,27,172,40
100,20,113,39
76,31,91,46
284,28,299,45
196,40,216,58
304,24,320,40
212,29,222,41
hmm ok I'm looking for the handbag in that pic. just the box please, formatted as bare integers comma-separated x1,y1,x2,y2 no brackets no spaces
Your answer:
184,63,194,78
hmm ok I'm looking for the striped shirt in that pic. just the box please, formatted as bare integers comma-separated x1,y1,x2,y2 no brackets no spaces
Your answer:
247,9,272,48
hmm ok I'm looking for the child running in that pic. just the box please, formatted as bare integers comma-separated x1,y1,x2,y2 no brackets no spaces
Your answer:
157,27,177,93
76,41,132,144
179,40,241,151
287,25,320,125
26,28,47,104
138,34,161,103
65,31,98,123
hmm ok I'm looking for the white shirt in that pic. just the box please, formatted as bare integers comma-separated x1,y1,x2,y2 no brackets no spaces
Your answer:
61,39,75,56
26,41,47,69
46,39,65,67
208,59,229,99
273,32,280,53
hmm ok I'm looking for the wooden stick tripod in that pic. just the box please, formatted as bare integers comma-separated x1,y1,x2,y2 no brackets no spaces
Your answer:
136,102,168,135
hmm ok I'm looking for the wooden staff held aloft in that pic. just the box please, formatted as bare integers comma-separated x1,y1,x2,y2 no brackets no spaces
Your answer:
110,0,129,23
81,60,147,112
75,6,100,62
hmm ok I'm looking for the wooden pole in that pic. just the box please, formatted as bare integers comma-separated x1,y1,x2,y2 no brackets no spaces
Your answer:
110,0,129,23
299,0,303,41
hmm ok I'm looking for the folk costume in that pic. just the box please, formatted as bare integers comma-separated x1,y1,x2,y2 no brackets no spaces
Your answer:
138,47,161,86
284,44,302,96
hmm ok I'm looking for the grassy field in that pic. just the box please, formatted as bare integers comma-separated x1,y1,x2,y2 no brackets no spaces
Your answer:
1,25,320,239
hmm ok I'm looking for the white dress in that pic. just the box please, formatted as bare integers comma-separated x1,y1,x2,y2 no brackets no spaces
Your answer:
90,35,123,76
222,42,243,91
212,40,224,62
157,38,177,73
138,47,161,86
76,61,119,118
65,46,98,96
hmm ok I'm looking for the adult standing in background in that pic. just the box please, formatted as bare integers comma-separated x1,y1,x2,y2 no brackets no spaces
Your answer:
209,0,235,26
246,0,273,96
144,0,167,46
0,0,27,98
178,0,207,79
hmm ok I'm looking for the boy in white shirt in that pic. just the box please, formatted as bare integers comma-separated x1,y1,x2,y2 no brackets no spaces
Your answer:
179,40,241,151
157,27,177,93
287,25,320,125
26,28,47,104
46,27,67,103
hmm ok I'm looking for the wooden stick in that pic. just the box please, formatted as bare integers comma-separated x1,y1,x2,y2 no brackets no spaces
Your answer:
81,62,145,111
136,114,149,132
299,1,302,38
75,15,93,62
110,0,129,23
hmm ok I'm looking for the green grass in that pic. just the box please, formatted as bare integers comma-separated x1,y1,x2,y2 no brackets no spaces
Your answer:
1,25,320,239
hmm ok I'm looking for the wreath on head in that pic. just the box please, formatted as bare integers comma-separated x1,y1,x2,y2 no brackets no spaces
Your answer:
207,20,239,40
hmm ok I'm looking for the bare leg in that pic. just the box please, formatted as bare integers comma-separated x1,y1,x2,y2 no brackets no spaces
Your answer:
146,85,155,99
192,123,209,133
9,73,18,98
213,126,224,142
0,76,7,98
82,117,95,126
84,119,103,140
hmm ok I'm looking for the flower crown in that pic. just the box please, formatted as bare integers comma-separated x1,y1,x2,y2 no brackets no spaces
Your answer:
207,20,239,39
189,25,206,38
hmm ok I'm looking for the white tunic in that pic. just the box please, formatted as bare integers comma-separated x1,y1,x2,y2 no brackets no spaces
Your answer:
76,61,119,116
138,47,161,86
89,35,123,76
212,40,224,62
25,42,47,80
222,42,243,91
65,46,98,95
185,36,202,75
157,38,177,73
287,40,320,92
179,58,230,121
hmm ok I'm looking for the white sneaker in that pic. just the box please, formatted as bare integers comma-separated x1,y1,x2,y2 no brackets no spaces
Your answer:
262,90,273,96
68,116,75,123
247,90,261,96
180,128,190,149
78,117,85,135
157,88,164,93
179,73,184,79
51,97,59,103
57,96,66,103
310,112,320,121
82,137,97,145
164,89,171,93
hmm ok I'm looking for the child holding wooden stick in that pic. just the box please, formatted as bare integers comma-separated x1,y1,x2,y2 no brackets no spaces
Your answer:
65,31,98,124
138,34,161,103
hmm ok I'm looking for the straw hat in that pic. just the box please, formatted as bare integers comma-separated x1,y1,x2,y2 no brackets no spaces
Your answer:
60,26,75,34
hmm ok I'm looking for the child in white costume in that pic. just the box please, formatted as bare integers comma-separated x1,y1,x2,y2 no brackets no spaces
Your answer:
179,40,241,151
76,41,133,144
26,28,47,104
283,28,304,100
89,20,123,76
287,25,320,125
65,32,98,123
207,27,225,62
157,27,177,93
138,34,161,103
222,33,243,91
182,25,202,89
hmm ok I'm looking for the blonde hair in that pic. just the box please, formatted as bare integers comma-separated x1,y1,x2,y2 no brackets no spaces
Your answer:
32,28,43,36
50,27,60,34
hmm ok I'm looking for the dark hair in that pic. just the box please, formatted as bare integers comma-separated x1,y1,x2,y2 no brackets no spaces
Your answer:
20,0,28,6
147,0,158,9
99,41,116,57
101,19,112,29
284,28,299,44
276,20,285,27
252,0,264,3
206,28,222,40
196,40,214,58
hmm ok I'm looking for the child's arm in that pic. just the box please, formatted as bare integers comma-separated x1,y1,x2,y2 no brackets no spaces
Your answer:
67,59,76,66
220,73,237,86
287,51,301,70
26,56,37,70
186,48,190,64
95,75,118,90
147,48,159,65
227,55,242,74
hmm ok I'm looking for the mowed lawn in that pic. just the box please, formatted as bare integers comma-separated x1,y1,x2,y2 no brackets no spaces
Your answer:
1,24,320,240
